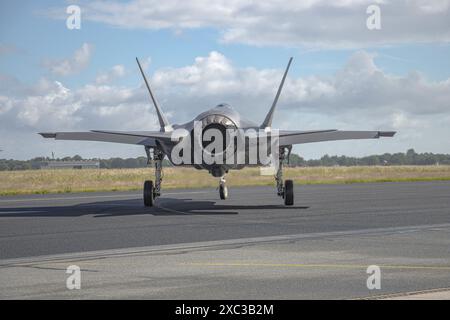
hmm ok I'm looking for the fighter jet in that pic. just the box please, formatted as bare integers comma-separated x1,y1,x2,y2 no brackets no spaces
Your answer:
40,57,395,206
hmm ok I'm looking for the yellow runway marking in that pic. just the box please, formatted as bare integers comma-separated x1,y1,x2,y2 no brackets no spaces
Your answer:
182,262,450,271
10,261,450,272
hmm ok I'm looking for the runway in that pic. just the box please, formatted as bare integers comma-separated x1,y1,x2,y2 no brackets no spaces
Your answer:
1,181,450,299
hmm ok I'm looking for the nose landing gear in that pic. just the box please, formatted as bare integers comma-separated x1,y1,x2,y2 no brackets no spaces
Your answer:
219,176,228,200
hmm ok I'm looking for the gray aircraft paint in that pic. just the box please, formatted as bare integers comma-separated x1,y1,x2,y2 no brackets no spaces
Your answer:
40,57,395,177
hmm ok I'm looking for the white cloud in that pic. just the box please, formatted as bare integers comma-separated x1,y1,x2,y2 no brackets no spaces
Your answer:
60,0,450,48
43,43,93,76
0,96,13,115
95,64,126,84
1,50,450,159
150,51,450,120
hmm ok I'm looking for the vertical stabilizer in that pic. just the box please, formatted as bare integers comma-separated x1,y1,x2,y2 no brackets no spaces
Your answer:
260,57,293,129
136,57,172,132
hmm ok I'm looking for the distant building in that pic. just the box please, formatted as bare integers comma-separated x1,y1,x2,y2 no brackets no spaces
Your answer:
42,160,100,169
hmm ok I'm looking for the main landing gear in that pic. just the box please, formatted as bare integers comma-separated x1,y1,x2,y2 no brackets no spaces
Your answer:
141,146,294,206
275,146,294,206
143,147,164,207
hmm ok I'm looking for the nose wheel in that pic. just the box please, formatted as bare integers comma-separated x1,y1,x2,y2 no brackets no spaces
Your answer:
219,176,228,199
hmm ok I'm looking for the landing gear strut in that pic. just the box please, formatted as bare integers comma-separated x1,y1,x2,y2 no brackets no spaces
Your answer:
275,146,294,206
143,146,164,207
219,176,228,200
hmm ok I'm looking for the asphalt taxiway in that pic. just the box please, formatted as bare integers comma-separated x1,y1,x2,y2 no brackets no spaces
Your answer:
1,181,449,299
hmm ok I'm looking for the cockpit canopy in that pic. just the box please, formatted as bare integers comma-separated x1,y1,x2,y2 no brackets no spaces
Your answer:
216,103,231,108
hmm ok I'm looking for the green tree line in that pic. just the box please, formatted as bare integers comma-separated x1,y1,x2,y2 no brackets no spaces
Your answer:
0,149,449,171
288,149,450,167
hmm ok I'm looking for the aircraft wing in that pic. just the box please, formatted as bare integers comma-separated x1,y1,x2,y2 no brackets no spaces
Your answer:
278,130,396,146
39,130,178,146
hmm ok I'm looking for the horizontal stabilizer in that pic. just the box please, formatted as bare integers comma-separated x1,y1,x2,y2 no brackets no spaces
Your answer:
38,130,179,146
39,133,57,138
377,131,396,137
90,130,179,140
277,130,396,146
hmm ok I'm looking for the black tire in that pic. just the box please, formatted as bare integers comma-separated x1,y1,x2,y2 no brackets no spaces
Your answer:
219,185,228,200
284,180,294,206
143,180,154,207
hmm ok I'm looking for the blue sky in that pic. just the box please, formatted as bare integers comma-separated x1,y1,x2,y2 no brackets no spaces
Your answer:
1,0,450,159
2,1,450,84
